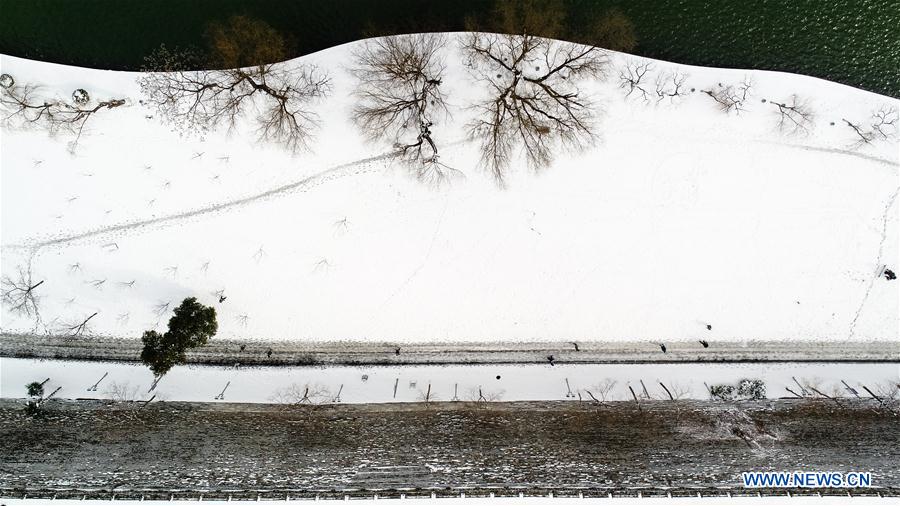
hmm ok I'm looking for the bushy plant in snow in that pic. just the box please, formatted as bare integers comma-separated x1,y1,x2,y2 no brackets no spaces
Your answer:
25,379,49,417
140,297,217,378
737,378,766,400
71,88,90,105
709,383,736,401
710,378,766,401
26,381,44,398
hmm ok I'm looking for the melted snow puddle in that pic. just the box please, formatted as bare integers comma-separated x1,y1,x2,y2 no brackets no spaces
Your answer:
0,357,896,404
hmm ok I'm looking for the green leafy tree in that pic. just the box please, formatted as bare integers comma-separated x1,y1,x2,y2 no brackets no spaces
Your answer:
166,297,218,347
140,297,217,378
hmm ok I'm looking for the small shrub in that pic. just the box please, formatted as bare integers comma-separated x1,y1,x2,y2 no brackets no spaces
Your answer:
709,383,736,401
24,400,42,417
25,380,47,417
0,73,13,88
710,378,766,401
25,381,44,398
737,378,766,400
72,88,90,105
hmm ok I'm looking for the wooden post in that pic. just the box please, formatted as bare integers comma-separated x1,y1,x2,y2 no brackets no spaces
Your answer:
841,380,860,397
640,379,651,399
659,381,675,401
139,394,156,410
628,384,641,411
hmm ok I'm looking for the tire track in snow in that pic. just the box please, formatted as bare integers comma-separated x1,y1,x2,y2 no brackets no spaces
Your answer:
8,149,414,253
378,195,450,309
752,139,899,168
847,184,900,339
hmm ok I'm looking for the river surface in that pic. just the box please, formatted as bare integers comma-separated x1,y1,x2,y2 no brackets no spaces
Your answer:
1,0,897,97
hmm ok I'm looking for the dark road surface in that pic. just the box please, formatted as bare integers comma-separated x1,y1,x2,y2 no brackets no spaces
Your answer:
0,399,897,499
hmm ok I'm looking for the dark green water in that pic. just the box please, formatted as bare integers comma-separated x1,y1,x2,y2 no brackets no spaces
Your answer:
1,0,898,97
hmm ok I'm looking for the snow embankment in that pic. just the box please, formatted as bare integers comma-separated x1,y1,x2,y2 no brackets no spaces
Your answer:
1,36,897,343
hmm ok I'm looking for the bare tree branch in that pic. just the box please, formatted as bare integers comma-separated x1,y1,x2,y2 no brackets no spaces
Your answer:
1,267,43,318
618,60,652,102
351,34,461,184
702,79,752,114
842,118,876,149
770,94,815,135
467,385,505,402
653,70,688,104
841,106,898,149
461,32,607,184
63,312,98,338
584,378,617,405
870,106,898,141
139,62,331,154
270,383,332,407
1,78,125,152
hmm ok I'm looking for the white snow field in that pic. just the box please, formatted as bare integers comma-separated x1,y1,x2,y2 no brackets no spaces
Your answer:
1,35,898,344
3,357,898,404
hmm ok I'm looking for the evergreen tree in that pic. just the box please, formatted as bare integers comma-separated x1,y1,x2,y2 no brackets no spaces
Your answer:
140,297,217,378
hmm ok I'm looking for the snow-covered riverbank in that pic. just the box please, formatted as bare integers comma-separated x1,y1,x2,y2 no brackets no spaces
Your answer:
2,35,898,344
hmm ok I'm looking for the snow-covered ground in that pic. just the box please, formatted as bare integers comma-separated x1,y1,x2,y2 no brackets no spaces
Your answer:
1,36,898,344
2,357,896,403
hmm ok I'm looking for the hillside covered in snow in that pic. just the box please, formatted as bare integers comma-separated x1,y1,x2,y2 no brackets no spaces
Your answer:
1,34,897,344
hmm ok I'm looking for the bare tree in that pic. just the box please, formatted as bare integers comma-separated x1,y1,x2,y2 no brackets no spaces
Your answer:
659,380,690,400
139,62,331,154
654,70,689,104
618,60,652,101
870,106,898,140
846,106,899,148
843,118,876,148
467,386,505,403
871,381,900,401
270,383,332,407
62,312,98,338
351,34,460,185
769,94,815,135
583,378,617,404
461,32,607,183
152,301,171,318
1,79,125,152
702,79,752,114
416,382,439,404
1,266,43,319
104,381,152,421
857,381,900,413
